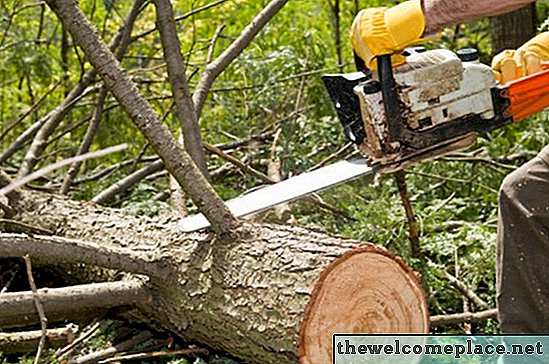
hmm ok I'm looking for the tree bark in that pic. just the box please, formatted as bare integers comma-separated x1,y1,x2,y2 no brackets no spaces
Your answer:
490,4,536,55
6,189,428,363
153,0,208,177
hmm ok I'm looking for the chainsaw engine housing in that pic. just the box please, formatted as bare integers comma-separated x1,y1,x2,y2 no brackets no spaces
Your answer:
323,49,511,171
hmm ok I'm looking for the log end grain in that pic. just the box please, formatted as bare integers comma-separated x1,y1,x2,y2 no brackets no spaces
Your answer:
298,245,429,364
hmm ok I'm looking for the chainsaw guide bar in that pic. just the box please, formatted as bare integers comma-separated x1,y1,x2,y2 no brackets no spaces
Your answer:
179,159,375,232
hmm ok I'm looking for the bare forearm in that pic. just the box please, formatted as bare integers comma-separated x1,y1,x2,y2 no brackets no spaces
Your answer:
422,0,536,33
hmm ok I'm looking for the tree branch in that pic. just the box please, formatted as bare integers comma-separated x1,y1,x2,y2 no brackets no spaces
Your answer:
0,233,171,278
192,0,289,117
45,0,238,236
17,0,145,178
153,0,208,176
0,281,150,329
23,254,48,364
430,308,498,326
92,160,165,205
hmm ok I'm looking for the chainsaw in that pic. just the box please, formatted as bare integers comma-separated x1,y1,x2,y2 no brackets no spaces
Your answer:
179,48,549,232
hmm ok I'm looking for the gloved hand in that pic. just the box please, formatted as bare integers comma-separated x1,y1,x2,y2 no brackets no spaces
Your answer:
492,32,549,84
350,0,425,70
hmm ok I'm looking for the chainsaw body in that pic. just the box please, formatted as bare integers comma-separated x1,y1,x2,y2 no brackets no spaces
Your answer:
323,49,522,172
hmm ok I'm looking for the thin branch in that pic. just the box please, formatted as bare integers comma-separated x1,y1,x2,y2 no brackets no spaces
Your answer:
430,308,498,326
206,25,225,63
131,0,230,41
0,280,150,329
192,0,289,117
24,254,48,364
46,0,238,236
0,233,171,278
99,347,209,363
60,86,108,194
72,331,154,364
394,170,422,259
203,142,274,183
153,0,208,175
92,160,165,205
0,144,128,197
0,79,62,144
55,321,101,361
445,271,490,310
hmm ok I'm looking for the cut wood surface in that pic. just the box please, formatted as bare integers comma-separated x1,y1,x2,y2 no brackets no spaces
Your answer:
299,246,429,364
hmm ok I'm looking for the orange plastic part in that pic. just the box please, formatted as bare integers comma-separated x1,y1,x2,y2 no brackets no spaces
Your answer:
504,62,549,121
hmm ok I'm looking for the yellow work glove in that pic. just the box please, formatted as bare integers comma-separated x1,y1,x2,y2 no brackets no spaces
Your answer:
492,32,549,84
350,0,425,70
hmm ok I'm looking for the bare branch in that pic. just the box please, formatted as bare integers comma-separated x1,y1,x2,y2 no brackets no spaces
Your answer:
72,331,154,364
0,233,171,278
153,0,208,175
60,86,108,194
92,160,165,205
23,254,48,364
445,271,490,310
45,0,238,235
0,144,128,197
0,281,150,329
192,0,289,117
100,347,209,363
131,0,230,41
430,308,498,326
0,326,75,355
203,142,274,183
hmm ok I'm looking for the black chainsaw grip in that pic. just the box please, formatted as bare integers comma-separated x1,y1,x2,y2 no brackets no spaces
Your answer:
377,54,403,141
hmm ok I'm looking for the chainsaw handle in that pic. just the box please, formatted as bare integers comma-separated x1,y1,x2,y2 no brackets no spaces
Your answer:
377,54,404,141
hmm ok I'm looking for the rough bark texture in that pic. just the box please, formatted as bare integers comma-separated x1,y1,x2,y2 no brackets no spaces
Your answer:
8,189,427,363
490,4,536,55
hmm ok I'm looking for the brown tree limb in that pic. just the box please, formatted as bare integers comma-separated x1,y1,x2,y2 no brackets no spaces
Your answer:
0,118,46,165
0,233,172,278
45,0,238,236
17,0,145,178
99,347,209,363
92,160,165,205
153,0,208,176
0,326,75,355
55,321,101,361
71,330,154,364
192,0,289,117
0,144,128,197
59,85,108,195
23,254,48,364
394,170,422,259
203,142,274,183
430,308,498,326
445,271,490,310
0,281,150,329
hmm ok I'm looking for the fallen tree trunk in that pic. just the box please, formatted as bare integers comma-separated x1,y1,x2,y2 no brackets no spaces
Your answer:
4,190,429,363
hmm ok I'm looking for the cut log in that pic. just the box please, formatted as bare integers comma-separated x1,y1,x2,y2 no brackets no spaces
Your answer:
299,246,429,364
6,190,429,363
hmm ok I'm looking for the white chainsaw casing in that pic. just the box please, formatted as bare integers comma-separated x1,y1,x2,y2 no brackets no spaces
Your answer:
394,49,496,130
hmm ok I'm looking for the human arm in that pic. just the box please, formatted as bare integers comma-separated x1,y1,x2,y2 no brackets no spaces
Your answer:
422,0,536,34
